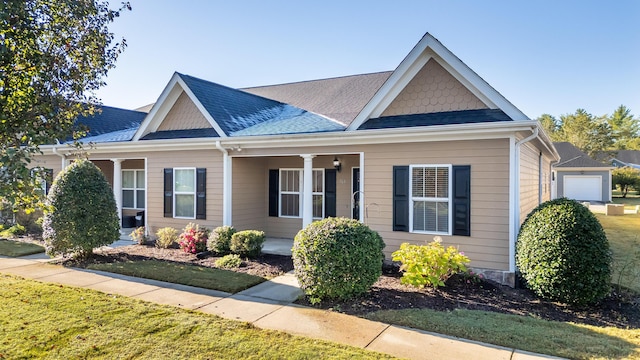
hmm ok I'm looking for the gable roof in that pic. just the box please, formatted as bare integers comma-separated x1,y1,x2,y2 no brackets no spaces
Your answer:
349,33,528,131
613,150,640,166
74,105,147,143
133,73,344,140
553,142,611,168
242,72,392,126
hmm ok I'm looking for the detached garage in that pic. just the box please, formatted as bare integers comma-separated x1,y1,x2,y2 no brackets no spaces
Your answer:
553,142,612,202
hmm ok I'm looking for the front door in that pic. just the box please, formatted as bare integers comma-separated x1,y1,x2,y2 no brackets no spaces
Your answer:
352,167,360,220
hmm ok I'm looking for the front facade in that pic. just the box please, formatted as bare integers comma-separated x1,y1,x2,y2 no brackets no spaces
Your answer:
34,33,558,285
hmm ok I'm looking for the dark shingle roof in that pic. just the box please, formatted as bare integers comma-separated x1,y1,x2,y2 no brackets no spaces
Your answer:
72,105,147,143
177,73,343,136
613,150,640,166
141,128,220,140
553,142,611,168
242,72,392,126
358,109,511,130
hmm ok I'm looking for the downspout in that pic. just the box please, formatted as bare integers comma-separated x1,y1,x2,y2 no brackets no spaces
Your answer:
52,141,67,170
215,141,231,226
510,126,539,273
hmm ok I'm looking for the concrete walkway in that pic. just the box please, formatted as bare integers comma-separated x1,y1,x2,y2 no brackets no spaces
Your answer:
0,256,561,360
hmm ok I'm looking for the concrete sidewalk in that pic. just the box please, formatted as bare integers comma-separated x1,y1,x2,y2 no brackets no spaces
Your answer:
0,256,561,360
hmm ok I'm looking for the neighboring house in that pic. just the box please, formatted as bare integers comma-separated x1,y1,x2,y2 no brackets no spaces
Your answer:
552,142,612,202
33,33,558,286
610,150,640,170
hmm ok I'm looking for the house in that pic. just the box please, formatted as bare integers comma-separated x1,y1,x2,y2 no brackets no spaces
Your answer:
609,150,640,170
32,33,558,286
552,142,612,202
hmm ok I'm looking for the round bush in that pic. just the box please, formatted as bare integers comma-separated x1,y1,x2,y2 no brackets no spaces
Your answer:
292,217,385,304
516,198,611,306
43,159,120,259
230,230,265,258
207,225,236,254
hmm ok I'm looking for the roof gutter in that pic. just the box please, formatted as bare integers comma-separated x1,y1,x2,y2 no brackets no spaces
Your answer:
52,141,66,170
215,141,232,226
510,126,539,273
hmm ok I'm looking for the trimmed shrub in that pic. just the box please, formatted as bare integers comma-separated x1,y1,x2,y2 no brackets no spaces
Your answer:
516,198,612,306
292,217,385,304
0,223,26,238
207,225,236,254
230,230,265,258
155,227,178,249
178,223,209,254
42,159,120,259
129,226,147,245
392,237,470,289
215,254,243,269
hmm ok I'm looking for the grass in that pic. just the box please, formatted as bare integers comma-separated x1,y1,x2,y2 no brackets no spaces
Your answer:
0,239,45,257
612,190,640,210
0,275,393,359
596,213,640,293
367,309,640,359
87,260,265,293
366,212,640,359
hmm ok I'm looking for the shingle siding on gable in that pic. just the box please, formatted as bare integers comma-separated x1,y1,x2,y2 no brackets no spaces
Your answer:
381,59,487,117
157,92,212,131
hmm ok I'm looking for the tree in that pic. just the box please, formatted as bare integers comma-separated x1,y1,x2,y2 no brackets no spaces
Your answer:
550,109,613,159
537,113,560,140
612,166,640,198
607,105,640,150
0,1,130,211
42,159,120,259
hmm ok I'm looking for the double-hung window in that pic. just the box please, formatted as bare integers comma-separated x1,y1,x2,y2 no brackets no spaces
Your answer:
410,165,451,234
174,168,196,218
122,170,145,209
279,169,324,218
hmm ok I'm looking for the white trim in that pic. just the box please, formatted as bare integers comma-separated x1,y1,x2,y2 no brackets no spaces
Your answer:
278,167,324,221
554,167,614,171
42,120,544,156
144,157,148,232
408,164,453,235
173,167,197,219
132,73,227,141
347,33,529,131
121,169,145,210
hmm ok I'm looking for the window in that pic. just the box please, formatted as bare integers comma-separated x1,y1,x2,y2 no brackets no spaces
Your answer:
174,168,196,218
122,170,145,209
410,165,451,234
279,169,324,218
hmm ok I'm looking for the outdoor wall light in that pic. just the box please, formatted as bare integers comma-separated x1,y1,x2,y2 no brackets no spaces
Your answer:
333,157,342,172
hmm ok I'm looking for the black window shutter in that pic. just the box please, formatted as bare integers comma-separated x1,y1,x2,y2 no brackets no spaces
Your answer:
393,166,409,231
163,168,173,217
45,168,53,194
324,169,337,217
268,169,279,217
452,165,471,236
196,168,206,219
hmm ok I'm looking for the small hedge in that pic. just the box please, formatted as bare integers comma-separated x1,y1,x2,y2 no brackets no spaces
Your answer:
155,227,178,249
179,223,209,254
292,217,385,304
230,230,265,258
207,225,236,255
516,198,611,306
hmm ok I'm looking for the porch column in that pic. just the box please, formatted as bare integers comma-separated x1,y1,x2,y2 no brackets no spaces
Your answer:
111,159,123,224
301,154,315,228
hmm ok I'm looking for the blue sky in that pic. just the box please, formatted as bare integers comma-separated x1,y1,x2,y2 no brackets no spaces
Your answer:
95,1,640,120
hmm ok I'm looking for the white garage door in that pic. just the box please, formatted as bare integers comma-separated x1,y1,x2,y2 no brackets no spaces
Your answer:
563,176,602,201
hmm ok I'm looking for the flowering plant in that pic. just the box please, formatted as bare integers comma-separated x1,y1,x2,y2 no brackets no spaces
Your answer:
129,226,147,245
178,223,209,254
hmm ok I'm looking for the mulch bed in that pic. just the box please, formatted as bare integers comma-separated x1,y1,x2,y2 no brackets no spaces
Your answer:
18,238,640,329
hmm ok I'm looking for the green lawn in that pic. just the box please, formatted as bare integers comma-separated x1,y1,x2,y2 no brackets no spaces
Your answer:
88,260,265,294
0,275,393,359
366,212,640,359
0,239,45,257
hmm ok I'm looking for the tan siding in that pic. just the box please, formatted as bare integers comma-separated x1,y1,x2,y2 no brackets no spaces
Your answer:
232,157,267,231
157,92,212,131
360,139,511,271
31,155,63,178
381,59,487,117
519,143,540,222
